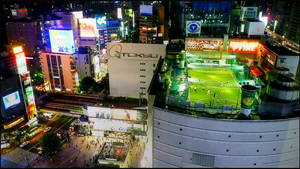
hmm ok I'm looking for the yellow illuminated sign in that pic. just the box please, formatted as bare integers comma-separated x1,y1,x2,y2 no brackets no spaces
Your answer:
4,116,25,130
13,46,23,54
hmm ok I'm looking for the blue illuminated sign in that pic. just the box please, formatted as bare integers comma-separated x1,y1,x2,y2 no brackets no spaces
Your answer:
2,91,21,110
49,30,75,54
189,24,198,32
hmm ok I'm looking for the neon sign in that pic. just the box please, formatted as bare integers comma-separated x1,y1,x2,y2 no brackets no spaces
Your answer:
4,116,25,130
229,41,259,53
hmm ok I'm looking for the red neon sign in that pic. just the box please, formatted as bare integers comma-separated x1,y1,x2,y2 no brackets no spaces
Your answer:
17,9,28,13
229,41,259,53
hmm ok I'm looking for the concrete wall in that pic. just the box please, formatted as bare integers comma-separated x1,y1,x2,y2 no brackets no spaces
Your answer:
153,107,299,168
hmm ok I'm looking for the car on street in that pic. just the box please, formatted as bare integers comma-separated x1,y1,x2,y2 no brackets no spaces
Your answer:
19,141,30,148
44,127,52,132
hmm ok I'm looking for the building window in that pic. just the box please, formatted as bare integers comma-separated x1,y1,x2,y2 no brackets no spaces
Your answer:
140,62,146,65
140,69,146,71
140,75,146,78
140,81,146,84
140,87,146,90
58,56,65,90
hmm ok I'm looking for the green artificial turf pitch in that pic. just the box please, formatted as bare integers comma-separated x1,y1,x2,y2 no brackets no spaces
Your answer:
188,66,241,107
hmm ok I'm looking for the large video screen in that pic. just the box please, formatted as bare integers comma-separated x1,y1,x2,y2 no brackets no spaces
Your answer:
49,30,75,54
2,91,21,110
79,18,97,37
140,5,153,16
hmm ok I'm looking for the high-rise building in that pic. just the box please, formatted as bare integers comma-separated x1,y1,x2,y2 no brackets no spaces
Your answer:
0,54,28,132
139,4,159,43
39,52,79,92
1,75,28,132
107,42,166,99
75,47,94,80
147,37,299,168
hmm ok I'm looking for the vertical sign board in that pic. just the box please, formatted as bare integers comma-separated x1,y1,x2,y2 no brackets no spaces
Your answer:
13,46,37,120
241,85,257,117
186,21,201,36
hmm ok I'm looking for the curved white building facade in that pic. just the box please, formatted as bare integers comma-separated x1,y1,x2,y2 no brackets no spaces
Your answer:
152,107,299,168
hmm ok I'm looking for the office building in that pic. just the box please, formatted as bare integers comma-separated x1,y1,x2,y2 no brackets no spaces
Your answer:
40,52,79,92
107,42,166,99
139,4,157,43
0,67,28,132
147,37,299,168
75,47,94,80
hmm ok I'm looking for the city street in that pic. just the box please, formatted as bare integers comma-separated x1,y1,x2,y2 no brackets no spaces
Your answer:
23,114,75,153
32,135,104,168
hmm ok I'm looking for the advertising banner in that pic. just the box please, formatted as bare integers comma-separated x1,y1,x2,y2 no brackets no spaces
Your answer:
87,106,139,121
247,21,265,35
229,41,259,53
79,18,97,37
96,15,107,30
241,85,256,109
16,52,28,75
111,109,138,121
49,29,75,54
241,85,256,117
140,5,153,16
2,91,21,110
186,38,223,51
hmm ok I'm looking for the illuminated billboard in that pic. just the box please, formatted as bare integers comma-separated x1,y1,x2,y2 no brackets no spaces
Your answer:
140,5,153,16
259,16,268,27
87,106,139,121
247,21,265,35
111,109,138,121
125,9,133,17
16,52,28,74
186,38,223,51
229,41,259,53
96,15,107,29
2,91,21,110
117,8,122,19
3,116,25,130
79,18,97,37
72,11,83,19
49,30,75,54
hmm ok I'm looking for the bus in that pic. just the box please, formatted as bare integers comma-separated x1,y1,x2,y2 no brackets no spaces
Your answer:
43,113,55,120
28,127,44,138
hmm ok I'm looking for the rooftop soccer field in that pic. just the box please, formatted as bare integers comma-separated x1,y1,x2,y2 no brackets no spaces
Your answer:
188,65,241,108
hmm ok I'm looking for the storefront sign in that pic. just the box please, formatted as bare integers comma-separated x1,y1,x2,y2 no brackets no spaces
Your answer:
229,41,259,53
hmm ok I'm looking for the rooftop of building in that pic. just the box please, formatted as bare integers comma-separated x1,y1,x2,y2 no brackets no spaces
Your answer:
149,51,300,121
